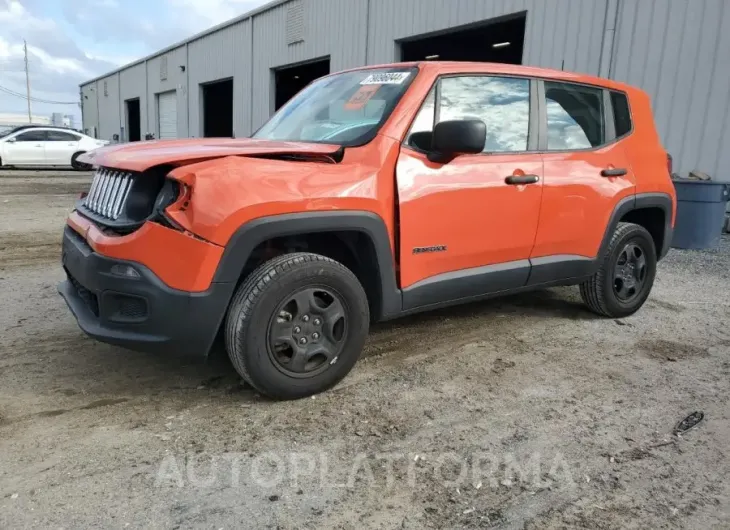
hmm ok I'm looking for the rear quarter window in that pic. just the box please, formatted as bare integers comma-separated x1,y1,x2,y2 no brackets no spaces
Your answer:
611,91,632,137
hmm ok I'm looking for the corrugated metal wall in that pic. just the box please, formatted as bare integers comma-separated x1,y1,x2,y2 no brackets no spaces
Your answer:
80,84,98,137
118,63,147,139
146,45,188,138
187,23,245,137
249,0,368,130
610,0,730,181
366,0,608,75
96,73,120,140
80,0,729,180
232,20,253,137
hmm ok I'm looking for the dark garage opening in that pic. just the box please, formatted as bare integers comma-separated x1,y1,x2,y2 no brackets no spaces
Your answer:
274,57,330,111
202,79,233,137
400,13,526,64
125,98,141,142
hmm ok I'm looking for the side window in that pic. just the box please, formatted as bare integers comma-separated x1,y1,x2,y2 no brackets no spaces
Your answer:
611,91,632,137
544,82,604,150
14,130,47,142
47,130,80,142
407,76,531,153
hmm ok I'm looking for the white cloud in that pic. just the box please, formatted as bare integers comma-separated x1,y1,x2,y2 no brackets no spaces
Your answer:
167,0,267,31
84,52,138,68
0,0,269,123
0,0,137,121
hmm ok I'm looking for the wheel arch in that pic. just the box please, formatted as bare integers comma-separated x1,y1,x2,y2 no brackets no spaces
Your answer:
214,211,403,321
71,150,87,167
599,193,673,261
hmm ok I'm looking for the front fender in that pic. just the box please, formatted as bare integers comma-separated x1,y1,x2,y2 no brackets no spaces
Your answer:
213,211,403,320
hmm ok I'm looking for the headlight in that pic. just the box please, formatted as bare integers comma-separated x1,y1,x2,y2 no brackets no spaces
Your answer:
153,178,181,213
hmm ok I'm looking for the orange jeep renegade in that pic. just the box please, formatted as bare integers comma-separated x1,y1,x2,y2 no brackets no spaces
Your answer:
60,62,676,399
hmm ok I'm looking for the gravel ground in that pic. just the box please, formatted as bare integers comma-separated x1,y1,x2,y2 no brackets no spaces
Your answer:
1,169,729,529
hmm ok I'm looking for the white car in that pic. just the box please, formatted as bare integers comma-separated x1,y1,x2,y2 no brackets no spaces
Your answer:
0,126,109,170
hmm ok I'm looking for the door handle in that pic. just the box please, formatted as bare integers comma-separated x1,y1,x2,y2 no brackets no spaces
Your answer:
505,174,540,185
601,168,627,177
35,144,43,147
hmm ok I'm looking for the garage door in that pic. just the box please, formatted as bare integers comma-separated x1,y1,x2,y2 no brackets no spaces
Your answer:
157,90,177,139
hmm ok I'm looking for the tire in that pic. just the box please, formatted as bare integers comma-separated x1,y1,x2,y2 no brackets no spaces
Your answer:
71,152,89,171
225,252,370,399
580,222,657,318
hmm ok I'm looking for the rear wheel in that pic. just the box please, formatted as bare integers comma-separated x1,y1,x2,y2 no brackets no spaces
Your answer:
71,152,89,171
580,222,657,318
225,252,369,399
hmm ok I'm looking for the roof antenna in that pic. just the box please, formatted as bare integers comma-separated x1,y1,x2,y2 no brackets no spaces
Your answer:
561,59,565,71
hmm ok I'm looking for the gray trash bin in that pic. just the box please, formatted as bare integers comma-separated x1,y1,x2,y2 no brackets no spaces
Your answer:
671,180,730,249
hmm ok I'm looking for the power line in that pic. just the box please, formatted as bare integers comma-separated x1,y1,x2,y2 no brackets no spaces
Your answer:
0,83,79,105
1,39,79,107
0,84,78,104
0,85,78,105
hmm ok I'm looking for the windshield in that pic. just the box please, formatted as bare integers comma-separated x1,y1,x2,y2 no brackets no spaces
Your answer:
253,67,418,146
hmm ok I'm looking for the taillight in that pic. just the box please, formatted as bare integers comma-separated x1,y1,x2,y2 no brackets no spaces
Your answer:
667,153,673,176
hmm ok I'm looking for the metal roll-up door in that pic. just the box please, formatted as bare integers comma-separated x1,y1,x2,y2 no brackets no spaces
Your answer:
157,90,177,139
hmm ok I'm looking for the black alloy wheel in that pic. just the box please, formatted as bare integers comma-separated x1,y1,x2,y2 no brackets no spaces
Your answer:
224,252,369,399
268,287,348,377
580,222,657,318
612,242,647,302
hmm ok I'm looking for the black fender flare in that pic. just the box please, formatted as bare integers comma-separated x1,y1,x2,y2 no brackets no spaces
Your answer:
598,192,674,261
213,211,403,320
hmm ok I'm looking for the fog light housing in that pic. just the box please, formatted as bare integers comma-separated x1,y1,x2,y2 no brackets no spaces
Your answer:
110,264,141,279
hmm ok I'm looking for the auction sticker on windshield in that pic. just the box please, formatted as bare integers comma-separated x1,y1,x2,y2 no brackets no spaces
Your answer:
345,85,380,110
360,72,411,85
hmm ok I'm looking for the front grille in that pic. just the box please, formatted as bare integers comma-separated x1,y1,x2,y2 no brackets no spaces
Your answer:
66,269,99,317
84,168,135,220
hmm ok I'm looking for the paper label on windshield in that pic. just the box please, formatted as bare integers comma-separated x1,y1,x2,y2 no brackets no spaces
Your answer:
360,72,411,85
345,85,380,110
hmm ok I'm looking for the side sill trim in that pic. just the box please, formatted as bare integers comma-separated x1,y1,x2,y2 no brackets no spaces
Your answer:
527,254,595,285
402,259,530,310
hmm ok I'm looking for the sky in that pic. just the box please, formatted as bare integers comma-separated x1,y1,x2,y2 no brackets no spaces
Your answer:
0,0,269,124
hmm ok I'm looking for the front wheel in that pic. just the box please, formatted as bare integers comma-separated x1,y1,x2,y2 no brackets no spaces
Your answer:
225,253,370,399
580,222,657,318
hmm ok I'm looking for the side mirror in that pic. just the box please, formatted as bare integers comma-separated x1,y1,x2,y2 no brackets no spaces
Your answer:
7,137,16,143
429,119,486,162
408,131,433,152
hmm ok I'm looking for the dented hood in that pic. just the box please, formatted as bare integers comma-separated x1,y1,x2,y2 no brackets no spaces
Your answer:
78,137,342,172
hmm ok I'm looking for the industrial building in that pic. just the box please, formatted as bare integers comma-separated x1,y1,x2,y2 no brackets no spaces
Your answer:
80,0,730,181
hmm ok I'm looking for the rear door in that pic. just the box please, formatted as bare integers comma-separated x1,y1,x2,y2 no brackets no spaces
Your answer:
5,129,47,165
396,74,543,308
531,81,636,270
45,130,81,165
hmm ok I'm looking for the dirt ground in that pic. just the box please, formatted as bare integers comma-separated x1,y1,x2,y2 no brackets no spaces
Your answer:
1,168,729,529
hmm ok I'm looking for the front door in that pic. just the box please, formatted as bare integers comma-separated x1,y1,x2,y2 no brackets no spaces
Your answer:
45,130,81,165
6,129,47,165
396,74,543,309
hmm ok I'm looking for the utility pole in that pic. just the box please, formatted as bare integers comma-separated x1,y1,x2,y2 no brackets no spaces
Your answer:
23,40,32,123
